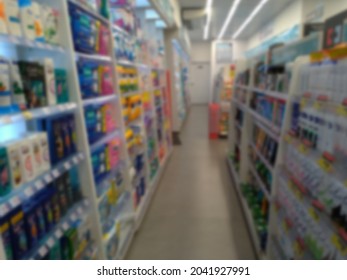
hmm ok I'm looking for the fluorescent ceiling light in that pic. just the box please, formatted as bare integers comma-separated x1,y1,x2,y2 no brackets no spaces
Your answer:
233,0,269,39
203,0,213,40
135,0,150,8
218,0,241,40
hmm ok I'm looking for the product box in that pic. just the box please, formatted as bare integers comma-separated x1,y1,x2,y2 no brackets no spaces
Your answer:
18,139,36,182
41,5,59,45
0,1,8,34
43,58,56,106
38,132,51,172
19,0,35,40
0,58,11,110
0,215,13,259
23,199,39,249
32,2,44,41
55,69,69,104
9,208,28,259
0,146,12,196
6,140,25,188
10,62,26,110
19,61,46,108
25,133,44,175
4,0,22,36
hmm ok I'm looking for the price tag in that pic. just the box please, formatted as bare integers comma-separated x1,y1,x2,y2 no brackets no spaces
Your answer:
298,143,308,154
35,180,44,190
9,196,20,208
22,111,33,120
55,229,63,239
52,169,60,178
0,204,9,217
71,213,77,221
300,98,308,108
38,246,48,257
46,238,55,248
44,174,53,184
64,161,71,170
24,187,34,198
63,222,69,231
43,108,50,115
73,156,79,164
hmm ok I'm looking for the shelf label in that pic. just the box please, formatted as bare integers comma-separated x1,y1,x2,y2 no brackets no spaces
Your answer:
42,108,50,115
24,187,34,198
38,246,48,257
47,238,55,248
77,207,83,215
71,213,77,221
52,169,60,178
62,222,69,231
55,229,63,239
0,204,9,217
9,196,20,208
35,180,44,190
64,161,71,170
73,156,78,164
44,174,53,184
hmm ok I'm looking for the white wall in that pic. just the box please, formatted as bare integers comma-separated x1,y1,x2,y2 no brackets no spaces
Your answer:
323,0,347,19
191,41,211,62
246,0,303,52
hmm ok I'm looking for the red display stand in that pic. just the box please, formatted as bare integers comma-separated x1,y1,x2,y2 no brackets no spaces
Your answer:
209,103,220,139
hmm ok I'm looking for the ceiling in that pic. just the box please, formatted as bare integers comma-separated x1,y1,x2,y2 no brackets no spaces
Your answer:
178,0,294,42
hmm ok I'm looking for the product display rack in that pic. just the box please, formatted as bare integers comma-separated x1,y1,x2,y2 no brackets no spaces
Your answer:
227,35,324,259
0,0,173,260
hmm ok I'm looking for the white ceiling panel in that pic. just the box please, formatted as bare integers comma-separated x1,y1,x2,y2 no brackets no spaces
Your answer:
178,0,294,41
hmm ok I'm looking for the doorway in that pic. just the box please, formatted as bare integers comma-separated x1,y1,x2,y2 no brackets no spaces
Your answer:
189,62,210,104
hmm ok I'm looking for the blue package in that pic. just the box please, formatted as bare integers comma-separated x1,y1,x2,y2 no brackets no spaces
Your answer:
23,200,39,250
91,145,107,183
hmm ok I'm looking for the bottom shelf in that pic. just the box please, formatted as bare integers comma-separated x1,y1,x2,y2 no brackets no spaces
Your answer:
226,157,266,260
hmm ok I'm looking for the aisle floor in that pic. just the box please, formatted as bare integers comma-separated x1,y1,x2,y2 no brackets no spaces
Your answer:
127,106,256,260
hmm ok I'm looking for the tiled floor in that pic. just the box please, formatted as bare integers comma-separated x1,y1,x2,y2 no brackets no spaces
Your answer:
126,105,256,260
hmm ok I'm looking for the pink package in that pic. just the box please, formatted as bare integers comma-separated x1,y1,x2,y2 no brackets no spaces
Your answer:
99,24,110,55
107,139,120,170
100,65,114,95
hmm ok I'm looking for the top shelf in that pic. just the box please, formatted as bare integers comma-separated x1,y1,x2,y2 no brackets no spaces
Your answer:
68,0,109,24
235,84,288,101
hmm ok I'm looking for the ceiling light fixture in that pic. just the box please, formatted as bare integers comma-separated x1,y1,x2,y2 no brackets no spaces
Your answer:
217,0,242,40
232,0,269,39
203,0,213,40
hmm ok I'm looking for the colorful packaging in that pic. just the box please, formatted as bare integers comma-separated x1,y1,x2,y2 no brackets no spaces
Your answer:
0,146,11,196
19,139,36,182
6,140,25,188
10,62,26,110
34,195,46,239
0,58,11,111
23,199,39,249
41,187,54,230
0,215,13,259
41,5,59,45
54,69,69,104
19,0,35,40
0,0,8,34
19,61,46,108
32,2,45,41
55,175,68,215
99,65,113,95
10,208,28,259
4,0,22,36
25,133,43,175
43,58,56,106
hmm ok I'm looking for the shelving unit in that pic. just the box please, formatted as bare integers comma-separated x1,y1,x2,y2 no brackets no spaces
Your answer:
227,34,323,259
0,0,174,260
